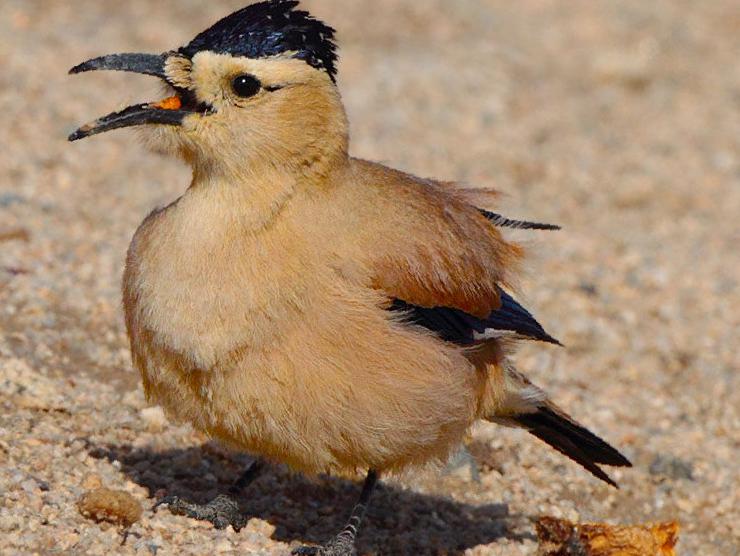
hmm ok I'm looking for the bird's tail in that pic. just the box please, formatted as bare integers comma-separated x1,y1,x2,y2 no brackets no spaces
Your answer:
484,367,632,487
512,403,631,487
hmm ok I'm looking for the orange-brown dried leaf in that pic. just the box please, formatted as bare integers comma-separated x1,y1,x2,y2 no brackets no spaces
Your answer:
536,516,679,556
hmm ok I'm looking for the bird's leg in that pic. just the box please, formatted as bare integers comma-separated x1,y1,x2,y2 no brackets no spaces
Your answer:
293,470,379,556
154,458,264,531
228,458,265,495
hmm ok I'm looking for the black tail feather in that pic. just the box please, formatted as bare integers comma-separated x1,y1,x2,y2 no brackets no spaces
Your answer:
479,209,561,231
516,406,631,488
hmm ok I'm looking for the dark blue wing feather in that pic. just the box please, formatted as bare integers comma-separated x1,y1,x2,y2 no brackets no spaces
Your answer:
390,290,561,346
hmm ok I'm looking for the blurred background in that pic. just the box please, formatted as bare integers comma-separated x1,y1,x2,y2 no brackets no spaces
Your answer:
1,1,738,554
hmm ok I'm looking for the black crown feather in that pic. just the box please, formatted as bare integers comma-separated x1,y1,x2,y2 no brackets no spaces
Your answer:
179,0,339,82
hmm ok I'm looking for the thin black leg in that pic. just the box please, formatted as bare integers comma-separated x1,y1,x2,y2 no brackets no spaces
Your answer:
230,458,265,494
293,470,380,556
155,458,264,531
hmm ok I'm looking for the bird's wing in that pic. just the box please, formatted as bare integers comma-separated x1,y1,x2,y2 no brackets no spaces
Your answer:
389,289,561,346
349,161,521,318
348,160,557,344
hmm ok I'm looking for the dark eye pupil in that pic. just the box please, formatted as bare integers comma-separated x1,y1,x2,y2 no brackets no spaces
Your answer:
233,74,261,98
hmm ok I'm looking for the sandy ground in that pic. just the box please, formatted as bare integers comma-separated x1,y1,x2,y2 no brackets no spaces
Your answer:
1,0,738,554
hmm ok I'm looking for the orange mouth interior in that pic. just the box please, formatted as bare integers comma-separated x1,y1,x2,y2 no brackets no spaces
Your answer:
151,96,182,110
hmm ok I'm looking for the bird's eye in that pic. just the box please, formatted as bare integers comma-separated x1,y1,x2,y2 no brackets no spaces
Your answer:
232,74,261,98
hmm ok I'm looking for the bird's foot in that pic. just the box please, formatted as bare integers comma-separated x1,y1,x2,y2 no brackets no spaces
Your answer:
292,532,357,556
154,494,247,531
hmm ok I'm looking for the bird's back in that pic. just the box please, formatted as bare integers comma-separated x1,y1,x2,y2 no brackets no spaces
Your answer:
300,158,524,314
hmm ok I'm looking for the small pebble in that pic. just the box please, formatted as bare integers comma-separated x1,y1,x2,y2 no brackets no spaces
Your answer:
78,488,143,528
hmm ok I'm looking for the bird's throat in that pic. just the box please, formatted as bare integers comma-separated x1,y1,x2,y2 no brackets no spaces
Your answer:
185,165,299,232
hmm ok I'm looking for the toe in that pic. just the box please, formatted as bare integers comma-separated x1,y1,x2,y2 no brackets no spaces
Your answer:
291,547,319,555
152,496,181,512
153,494,245,531
291,542,355,556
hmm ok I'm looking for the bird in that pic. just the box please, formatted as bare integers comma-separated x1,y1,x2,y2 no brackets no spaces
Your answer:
68,1,631,554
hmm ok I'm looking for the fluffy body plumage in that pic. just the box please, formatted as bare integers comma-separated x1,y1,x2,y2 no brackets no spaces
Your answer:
123,155,516,474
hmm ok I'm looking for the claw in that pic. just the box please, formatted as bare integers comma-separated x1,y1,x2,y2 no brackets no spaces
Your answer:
292,536,357,556
292,548,319,556
153,494,247,531
152,495,180,512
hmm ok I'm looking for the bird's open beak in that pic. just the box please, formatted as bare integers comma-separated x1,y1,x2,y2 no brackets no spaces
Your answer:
68,52,196,142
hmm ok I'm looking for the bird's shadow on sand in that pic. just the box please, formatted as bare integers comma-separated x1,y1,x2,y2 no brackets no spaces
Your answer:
88,442,532,555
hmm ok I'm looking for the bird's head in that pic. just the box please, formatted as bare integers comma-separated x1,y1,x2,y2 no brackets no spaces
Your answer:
69,0,348,174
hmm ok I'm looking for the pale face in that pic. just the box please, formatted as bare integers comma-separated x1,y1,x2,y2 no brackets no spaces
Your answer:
144,52,348,171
